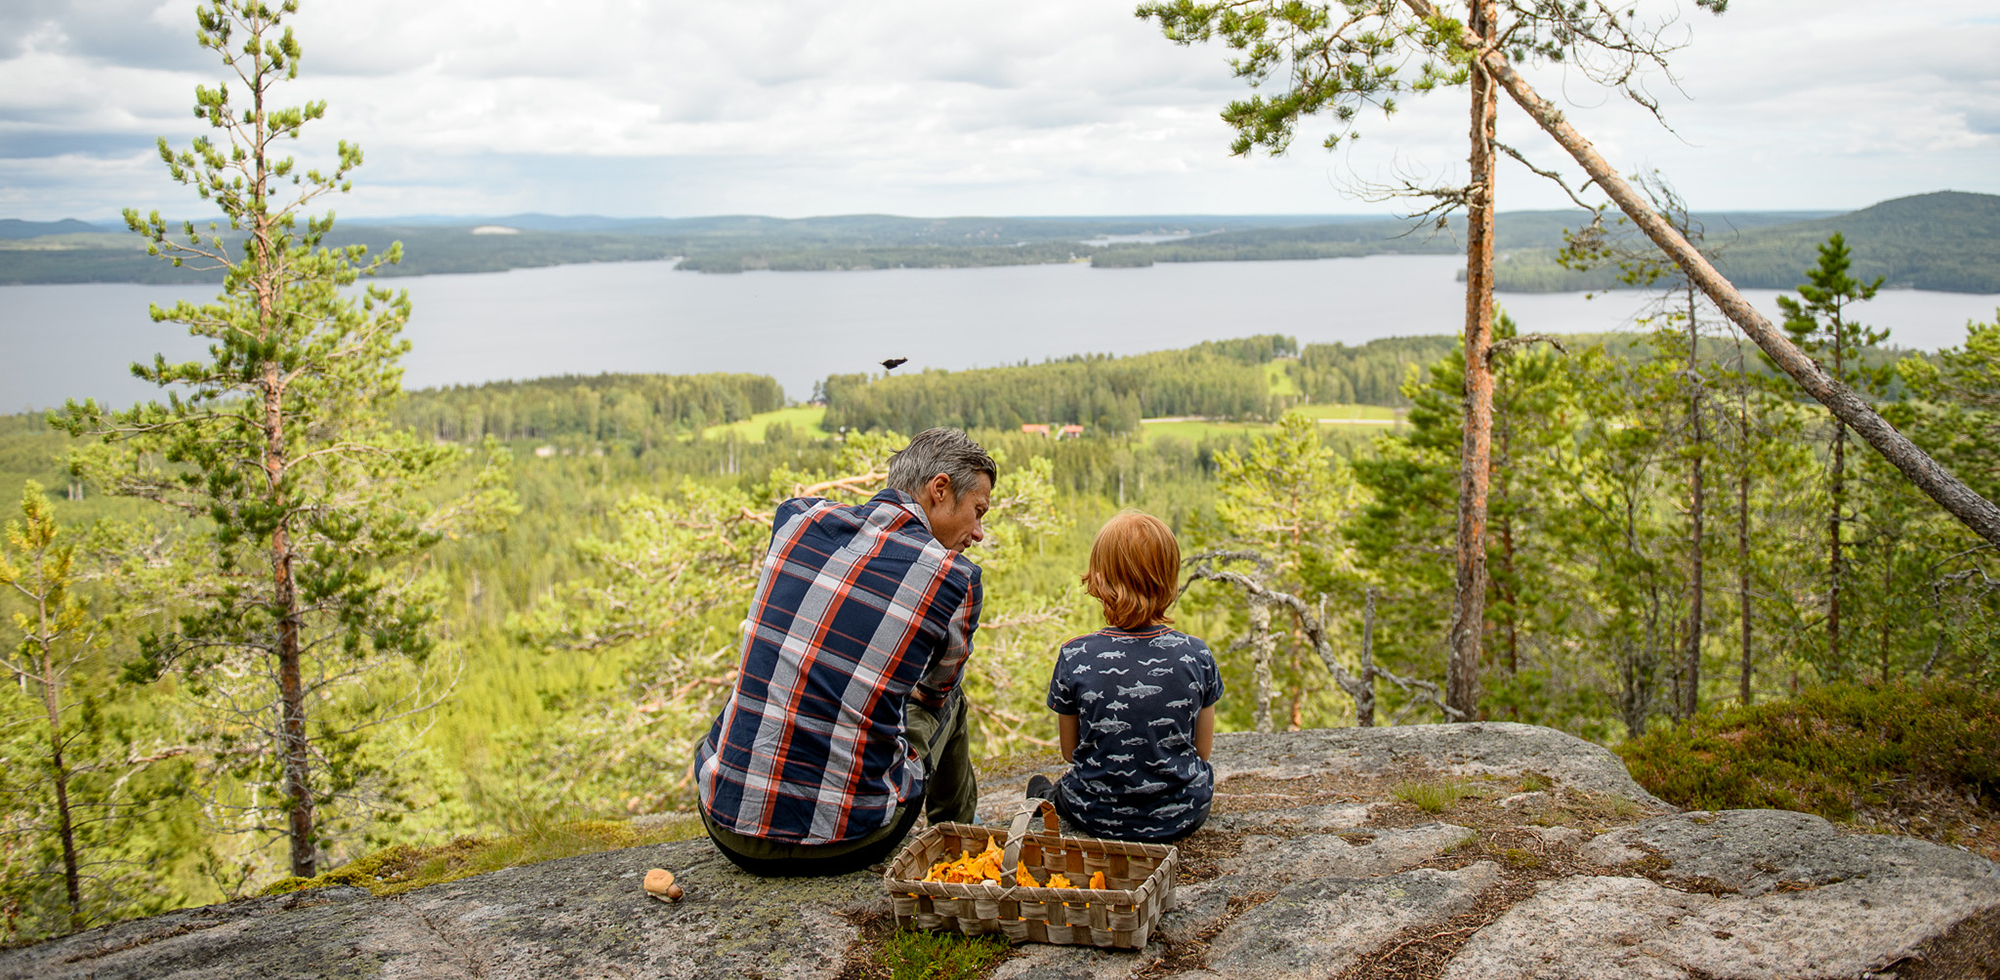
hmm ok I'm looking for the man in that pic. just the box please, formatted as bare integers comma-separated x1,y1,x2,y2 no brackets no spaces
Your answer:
694,427,994,876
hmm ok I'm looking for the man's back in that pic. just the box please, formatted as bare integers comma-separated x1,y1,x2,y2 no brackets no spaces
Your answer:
695,488,982,846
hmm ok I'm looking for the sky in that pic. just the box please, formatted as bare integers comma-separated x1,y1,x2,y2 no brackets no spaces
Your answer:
1,0,1995,222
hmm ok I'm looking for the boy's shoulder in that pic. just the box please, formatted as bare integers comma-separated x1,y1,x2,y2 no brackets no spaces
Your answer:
1059,627,1213,653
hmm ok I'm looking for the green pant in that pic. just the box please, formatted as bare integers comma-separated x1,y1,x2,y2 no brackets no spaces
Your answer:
703,690,980,876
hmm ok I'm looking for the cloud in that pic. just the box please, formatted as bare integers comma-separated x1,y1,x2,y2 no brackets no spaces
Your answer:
1,0,1995,219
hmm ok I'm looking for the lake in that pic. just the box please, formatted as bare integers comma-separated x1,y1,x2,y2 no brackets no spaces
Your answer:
5,255,1997,411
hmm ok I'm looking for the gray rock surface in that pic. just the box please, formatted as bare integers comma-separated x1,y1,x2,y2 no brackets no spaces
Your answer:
3,724,1993,980
1582,807,2000,896
0,842,873,980
1202,863,1500,979
1205,801,1377,833
1220,823,1473,880
1443,871,2000,980
1202,722,1673,809
1456,808,2000,980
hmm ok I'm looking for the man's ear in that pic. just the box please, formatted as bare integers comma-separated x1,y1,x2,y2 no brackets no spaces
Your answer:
927,472,953,503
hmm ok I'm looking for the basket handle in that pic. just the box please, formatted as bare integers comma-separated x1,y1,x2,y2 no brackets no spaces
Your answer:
1000,797,1061,880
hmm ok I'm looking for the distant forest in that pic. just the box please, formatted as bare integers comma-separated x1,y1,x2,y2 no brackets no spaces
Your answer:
6,192,1994,292
388,331,1920,448
394,373,785,446
1485,191,2000,294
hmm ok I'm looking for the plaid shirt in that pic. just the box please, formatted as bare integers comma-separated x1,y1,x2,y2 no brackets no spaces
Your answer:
694,488,983,845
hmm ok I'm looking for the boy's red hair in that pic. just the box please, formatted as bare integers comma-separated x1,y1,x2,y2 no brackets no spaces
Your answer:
1083,510,1181,630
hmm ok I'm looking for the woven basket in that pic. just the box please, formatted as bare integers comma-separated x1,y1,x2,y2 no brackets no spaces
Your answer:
884,798,1178,949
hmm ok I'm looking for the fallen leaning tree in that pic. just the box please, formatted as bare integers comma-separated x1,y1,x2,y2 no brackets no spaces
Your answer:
1400,0,2000,547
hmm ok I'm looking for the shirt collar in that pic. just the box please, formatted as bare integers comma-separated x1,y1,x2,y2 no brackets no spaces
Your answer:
870,487,934,536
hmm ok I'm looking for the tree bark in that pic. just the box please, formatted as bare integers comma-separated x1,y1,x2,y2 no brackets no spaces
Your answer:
1829,420,1845,669
1828,330,1846,669
1684,285,1704,720
1248,598,1275,733
40,649,82,929
1358,587,1378,727
251,73,315,881
1443,20,2000,548
1738,359,1754,705
1446,0,1497,722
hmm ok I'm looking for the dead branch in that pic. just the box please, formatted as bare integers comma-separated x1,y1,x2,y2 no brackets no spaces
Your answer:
1182,552,1466,723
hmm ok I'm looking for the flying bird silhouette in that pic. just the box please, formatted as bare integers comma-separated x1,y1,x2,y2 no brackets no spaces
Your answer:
880,357,908,371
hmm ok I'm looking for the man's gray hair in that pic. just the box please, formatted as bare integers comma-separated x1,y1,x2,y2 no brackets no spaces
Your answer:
887,428,998,499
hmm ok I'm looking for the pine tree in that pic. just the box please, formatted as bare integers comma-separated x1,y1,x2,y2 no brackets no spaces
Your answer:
0,485,185,938
1138,0,1725,720
1776,233,1888,676
55,0,514,880
0,483,97,931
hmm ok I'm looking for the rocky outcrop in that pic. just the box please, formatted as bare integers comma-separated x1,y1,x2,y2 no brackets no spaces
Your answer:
3,723,1994,980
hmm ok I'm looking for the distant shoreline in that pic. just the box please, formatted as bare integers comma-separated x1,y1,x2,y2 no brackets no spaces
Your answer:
4,193,1990,292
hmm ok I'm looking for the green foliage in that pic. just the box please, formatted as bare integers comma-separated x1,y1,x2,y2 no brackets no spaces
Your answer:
1619,681,2000,822
1294,336,1456,407
820,338,1299,435
5,293,1995,928
1900,309,2000,504
0,484,194,939
1778,233,1889,391
1214,411,1362,570
875,928,1011,980
1347,314,1580,715
1136,0,1460,156
505,431,1075,814
396,372,787,447
49,0,518,881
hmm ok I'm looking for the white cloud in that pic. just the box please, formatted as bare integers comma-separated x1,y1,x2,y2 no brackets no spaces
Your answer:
1,0,1995,219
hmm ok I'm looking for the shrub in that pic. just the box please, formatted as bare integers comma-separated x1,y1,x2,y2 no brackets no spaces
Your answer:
1617,680,2000,821
875,929,1010,980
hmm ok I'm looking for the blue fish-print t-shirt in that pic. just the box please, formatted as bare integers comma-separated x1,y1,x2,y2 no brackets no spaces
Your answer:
1045,625,1224,842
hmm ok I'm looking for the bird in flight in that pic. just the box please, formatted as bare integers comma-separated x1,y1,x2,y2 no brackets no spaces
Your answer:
880,357,908,371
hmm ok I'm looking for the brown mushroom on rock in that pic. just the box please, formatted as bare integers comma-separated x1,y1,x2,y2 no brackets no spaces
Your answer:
643,868,683,902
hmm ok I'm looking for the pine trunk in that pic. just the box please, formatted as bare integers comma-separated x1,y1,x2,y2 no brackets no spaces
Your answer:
41,656,82,929
1828,328,1845,668
1447,0,1497,722
1357,588,1378,727
250,92,316,877
1684,287,1704,720
1739,372,1754,706
1829,421,1845,668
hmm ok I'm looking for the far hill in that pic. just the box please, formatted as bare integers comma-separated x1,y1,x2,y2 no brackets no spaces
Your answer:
1489,191,2000,294
0,213,1363,284
0,218,104,239
2,195,1992,291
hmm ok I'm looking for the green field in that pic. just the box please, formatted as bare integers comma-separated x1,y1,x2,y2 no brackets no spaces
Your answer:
1264,361,1300,396
700,404,828,442
697,401,1397,446
1139,403,1401,443
1292,403,1399,421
